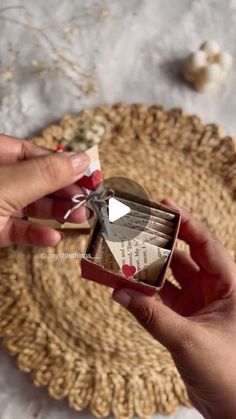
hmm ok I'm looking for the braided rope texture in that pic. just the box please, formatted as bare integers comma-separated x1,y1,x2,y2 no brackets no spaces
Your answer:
0,104,235,419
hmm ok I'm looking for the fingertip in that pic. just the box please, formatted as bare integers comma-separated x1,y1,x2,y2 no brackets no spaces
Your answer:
43,229,63,246
66,152,90,178
162,200,190,225
161,198,179,209
67,206,92,224
112,288,132,308
112,288,149,308
53,183,84,199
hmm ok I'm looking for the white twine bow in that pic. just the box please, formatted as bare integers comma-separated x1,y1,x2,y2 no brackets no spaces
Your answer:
64,188,115,236
64,194,88,220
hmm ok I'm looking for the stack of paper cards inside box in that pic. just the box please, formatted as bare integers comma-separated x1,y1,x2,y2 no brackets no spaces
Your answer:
93,198,176,279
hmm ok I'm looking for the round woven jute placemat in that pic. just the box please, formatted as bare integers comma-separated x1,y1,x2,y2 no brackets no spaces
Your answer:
0,104,236,419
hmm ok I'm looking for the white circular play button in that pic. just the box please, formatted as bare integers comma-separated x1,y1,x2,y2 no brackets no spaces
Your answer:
96,176,151,242
108,197,131,222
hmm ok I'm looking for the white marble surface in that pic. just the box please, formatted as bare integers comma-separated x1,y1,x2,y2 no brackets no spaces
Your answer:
2,0,236,418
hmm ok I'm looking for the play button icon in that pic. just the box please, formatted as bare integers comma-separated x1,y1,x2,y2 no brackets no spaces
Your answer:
85,176,151,241
101,176,151,242
108,197,130,222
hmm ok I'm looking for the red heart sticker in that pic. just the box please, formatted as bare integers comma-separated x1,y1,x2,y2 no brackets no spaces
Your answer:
122,264,137,278
56,144,64,152
79,170,103,191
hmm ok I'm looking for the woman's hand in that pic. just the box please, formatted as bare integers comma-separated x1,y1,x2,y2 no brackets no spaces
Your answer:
0,135,89,247
113,200,236,419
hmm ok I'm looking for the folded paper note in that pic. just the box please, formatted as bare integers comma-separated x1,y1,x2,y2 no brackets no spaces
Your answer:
107,224,169,247
113,213,174,235
103,233,171,284
93,234,121,274
119,198,176,221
